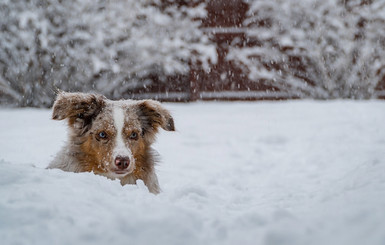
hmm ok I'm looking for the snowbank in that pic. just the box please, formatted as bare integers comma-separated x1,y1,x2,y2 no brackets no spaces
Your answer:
1,101,385,245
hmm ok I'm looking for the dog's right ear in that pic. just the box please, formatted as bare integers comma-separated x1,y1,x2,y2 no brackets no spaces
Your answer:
52,92,106,135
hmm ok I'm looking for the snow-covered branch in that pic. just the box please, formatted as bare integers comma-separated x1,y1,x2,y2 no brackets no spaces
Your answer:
0,0,216,107
229,0,385,99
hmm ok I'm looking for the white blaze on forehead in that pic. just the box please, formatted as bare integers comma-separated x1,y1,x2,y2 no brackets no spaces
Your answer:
112,104,133,160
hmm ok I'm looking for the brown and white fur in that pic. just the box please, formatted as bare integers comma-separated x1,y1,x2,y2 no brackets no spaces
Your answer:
47,91,175,194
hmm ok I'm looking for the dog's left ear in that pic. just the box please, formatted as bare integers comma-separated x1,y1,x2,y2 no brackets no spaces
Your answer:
137,100,175,136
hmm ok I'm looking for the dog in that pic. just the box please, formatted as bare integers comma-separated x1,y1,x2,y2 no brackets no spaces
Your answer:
47,91,175,194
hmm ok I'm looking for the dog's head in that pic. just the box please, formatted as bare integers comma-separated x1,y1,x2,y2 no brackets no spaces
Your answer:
52,91,175,178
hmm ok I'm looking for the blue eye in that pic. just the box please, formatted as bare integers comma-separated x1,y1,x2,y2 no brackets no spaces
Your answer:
98,131,107,139
129,132,138,140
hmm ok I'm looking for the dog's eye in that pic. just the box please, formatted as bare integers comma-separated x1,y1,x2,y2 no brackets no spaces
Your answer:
98,131,107,139
129,132,138,140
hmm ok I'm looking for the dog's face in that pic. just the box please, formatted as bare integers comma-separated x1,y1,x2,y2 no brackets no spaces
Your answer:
51,92,174,178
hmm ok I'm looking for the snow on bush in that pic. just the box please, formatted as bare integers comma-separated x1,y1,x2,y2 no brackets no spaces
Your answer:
228,0,385,99
0,0,216,107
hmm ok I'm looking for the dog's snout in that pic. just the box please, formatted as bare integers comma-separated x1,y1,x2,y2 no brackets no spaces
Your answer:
115,156,130,170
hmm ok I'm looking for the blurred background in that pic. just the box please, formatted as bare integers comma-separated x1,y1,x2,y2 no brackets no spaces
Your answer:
1,0,385,107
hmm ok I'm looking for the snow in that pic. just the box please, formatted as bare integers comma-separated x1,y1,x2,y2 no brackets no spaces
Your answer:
228,0,385,99
0,1,216,106
1,101,385,245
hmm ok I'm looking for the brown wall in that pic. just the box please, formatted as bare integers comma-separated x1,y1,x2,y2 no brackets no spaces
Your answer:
127,0,384,101
125,0,288,102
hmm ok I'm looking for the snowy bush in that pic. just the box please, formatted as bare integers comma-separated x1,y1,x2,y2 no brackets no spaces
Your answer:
0,0,216,107
228,0,385,99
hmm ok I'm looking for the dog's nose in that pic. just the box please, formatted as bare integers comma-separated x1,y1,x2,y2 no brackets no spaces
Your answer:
115,156,130,170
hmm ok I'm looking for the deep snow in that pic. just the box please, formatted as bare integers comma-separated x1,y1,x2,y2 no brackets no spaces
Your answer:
1,101,385,245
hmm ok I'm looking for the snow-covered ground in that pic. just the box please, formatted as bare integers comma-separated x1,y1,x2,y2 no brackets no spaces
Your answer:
1,101,385,245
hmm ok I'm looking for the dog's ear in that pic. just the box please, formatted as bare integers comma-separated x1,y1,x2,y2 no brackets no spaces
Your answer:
52,92,106,135
136,100,175,137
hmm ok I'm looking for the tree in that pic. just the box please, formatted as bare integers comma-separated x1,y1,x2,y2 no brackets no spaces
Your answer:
228,0,385,99
0,0,216,107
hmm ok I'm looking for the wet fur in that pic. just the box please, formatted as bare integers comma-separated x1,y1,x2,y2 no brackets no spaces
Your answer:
48,92,175,194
